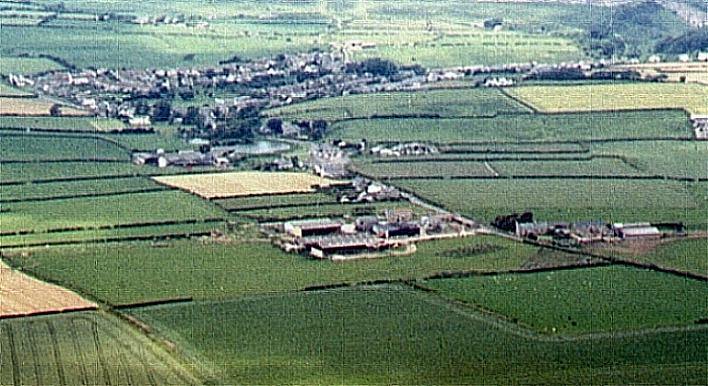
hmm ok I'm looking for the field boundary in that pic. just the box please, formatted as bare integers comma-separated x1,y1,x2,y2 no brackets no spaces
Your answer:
0,186,170,204
0,218,225,237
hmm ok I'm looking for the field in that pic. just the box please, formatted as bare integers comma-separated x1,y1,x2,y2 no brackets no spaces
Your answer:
327,110,691,143
0,177,163,202
0,312,199,385
3,236,554,305
265,88,530,122
355,160,496,178
425,266,708,335
0,97,88,116
215,192,339,211
0,83,33,97
0,134,127,161
236,201,425,222
0,116,126,132
614,62,708,85
0,56,62,75
619,238,708,277
395,179,707,229
509,83,708,116
128,285,708,385
0,191,223,233
0,261,95,318
153,171,346,199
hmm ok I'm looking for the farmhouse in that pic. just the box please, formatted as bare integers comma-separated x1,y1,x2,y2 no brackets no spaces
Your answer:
285,219,343,237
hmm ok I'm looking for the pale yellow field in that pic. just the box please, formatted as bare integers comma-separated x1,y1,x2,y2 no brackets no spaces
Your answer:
0,97,88,116
0,261,96,318
615,62,708,85
153,171,346,199
509,82,708,116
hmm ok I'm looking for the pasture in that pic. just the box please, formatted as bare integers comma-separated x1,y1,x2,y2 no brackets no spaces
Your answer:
0,56,62,75
215,192,339,211
394,179,707,229
624,237,708,277
0,312,199,385
153,171,346,199
0,190,223,233
4,237,548,305
0,261,95,318
0,177,163,202
0,116,126,132
265,88,529,121
237,201,425,222
0,134,127,161
0,83,32,97
425,266,708,334
128,285,708,385
509,83,708,116
328,110,691,143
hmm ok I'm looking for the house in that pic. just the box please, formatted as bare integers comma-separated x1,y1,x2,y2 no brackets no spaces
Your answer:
698,52,708,62
355,216,379,232
678,54,691,63
647,55,662,63
284,219,342,237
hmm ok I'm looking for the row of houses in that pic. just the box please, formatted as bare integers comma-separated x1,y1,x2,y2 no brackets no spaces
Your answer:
514,220,674,244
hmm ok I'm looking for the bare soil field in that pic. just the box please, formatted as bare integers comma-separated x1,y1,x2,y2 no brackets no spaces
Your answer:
0,97,88,116
153,171,346,199
0,260,96,318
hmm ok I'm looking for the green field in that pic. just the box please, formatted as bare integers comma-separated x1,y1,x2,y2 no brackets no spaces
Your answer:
489,158,643,177
328,110,691,143
0,176,163,202
355,160,495,178
0,312,198,385
0,162,145,183
237,201,424,222
509,83,708,116
0,220,224,248
0,56,63,75
395,179,707,229
128,285,708,385
592,141,708,180
627,238,708,277
266,88,529,121
425,266,708,334
0,190,223,233
0,83,33,97
215,192,339,211
5,236,554,305
0,116,126,132
0,134,127,161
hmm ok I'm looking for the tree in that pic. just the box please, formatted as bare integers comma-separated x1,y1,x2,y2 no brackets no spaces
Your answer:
266,118,283,134
152,99,172,122
49,104,62,117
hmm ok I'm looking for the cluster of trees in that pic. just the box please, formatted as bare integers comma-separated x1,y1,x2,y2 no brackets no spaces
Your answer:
493,212,533,232
656,29,708,54
345,58,398,77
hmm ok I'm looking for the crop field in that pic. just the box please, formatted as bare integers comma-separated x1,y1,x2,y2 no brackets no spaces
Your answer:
509,83,708,116
153,171,346,199
237,201,424,222
5,236,553,305
425,266,708,335
0,177,163,202
0,116,126,132
0,134,127,161
0,56,63,75
0,312,199,385
0,221,224,248
215,192,339,211
328,110,691,143
0,191,223,233
265,88,530,122
395,179,707,229
0,261,95,318
0,97,88,116
128,285,708,385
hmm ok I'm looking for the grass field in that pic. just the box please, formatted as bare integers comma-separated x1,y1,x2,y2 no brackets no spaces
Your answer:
0,261,95,317
0,134,127,161
153,171,346,199
489,158,643,177
592,141,708,180
215,192,339,211
328,110,691,143
237,201,424,222
0,190,223,233
0,56,63,75
0,177,163,202
128,285,708,385
0,312,199,385
626,238,708,277
265,88,529,122
4,236,551,305
0,83,33,97
395,179,707,229
0,162,143,183
0,116,126,131
355,160,496,178
425,266,708,335
0,221,224,248
509,83,708,116
0,97,88,116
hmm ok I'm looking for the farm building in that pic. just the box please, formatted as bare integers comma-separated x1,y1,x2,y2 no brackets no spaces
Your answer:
355,216,379,232
611,223,661,240
306,234,384,259
372,222,421,239
284,219,343,237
